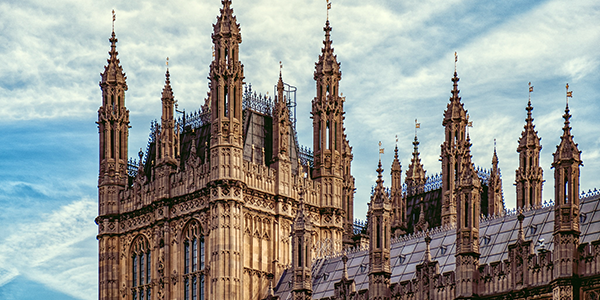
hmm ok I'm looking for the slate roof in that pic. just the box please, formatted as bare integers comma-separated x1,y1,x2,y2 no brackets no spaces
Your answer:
273,192,600,299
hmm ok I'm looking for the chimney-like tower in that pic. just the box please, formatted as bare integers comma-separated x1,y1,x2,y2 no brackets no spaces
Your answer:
515,91,543,209
368,160,392,299
97,19,129,300
551,93,582,299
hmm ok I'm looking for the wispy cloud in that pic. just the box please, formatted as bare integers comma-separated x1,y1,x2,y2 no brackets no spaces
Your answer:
0,199,97,300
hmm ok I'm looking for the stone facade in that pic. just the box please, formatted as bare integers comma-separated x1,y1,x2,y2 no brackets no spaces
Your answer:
96,1,355,300
97,1,600,300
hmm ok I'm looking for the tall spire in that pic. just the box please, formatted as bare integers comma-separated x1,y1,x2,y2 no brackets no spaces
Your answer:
368,158,391,299
441,53,469,226
551,83,581,293
157,59,177,167
488,139,504,215
101,11,127,88
390,136,405,237
406,128,426,197
516,82,543,209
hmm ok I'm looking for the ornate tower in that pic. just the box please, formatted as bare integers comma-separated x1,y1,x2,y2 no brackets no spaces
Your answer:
157,67,178,168
440,61,469,226
291,197,314,300
405,132,426,198
272,70,292,196
390,144,405,237
207,1,245,299
154,67,178,200
515,90,543,209
97,22,129,300
552,92,582,299
487,142,504,216
368,160,392,299
311,20,353,248
455,134,481,299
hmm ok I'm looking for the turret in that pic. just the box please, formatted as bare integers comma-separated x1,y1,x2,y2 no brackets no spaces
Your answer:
291,192,314,299
441,54,469,226
487,141,504,216
405,131,426,198
311,19,353,249
207,1,245,299
97,12,128,300
515,83,543,209
552,85,582,299
271,68,292,196
209,0,245,181
156,65,178,168
390,143,405,237
454,133,480,299
368,159,391,299
98,21,129,217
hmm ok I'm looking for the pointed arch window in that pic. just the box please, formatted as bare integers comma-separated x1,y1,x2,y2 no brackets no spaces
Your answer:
131,237,151,300
183,220,205,300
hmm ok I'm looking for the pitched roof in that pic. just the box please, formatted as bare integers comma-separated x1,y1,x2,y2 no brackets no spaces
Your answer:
273,192,600,299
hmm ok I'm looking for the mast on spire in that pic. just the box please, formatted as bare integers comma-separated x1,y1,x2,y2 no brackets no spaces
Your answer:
112,10,116,33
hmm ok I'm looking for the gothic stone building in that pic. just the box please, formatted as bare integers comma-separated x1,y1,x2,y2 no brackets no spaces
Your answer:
96,1,600,300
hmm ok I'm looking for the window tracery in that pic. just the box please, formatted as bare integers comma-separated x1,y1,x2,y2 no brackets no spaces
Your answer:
183,220,205,300
131,236,151,300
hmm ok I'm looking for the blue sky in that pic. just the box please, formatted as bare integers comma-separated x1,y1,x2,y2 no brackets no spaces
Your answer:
0,0,599,299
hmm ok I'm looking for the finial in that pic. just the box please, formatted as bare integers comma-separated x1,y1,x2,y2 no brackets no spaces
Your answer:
528,81,533,101
279,60,283,76
112,9,116,33
494,138,497,151
517,211,525,241
424,232,432,262
378,141,384,161
326,0,331,21
394,135,399,159
454,51,458,72
341,251,349,280
166,57,169,68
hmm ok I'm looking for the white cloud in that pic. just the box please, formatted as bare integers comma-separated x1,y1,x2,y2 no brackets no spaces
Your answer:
0,199,97,300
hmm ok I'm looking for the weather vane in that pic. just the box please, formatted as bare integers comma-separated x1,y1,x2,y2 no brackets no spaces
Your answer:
528,82,533,101
466,114,473,135
166,57,169,68
112,10,116,32
279,61,283,75
326,0,331,21
378,141,384,161
566,83,573,106
454,51,458,71
415,118,420,138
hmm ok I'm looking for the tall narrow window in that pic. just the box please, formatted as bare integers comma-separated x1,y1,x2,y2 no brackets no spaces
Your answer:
564,173,569,204
464,199,469,228
326,121,330,150
183,221,205,300
376,220,381,248
111,129,115,159
131,237,151,299
298,237,302,267
233,86,237,118
334,122,338,150
224,85,229,117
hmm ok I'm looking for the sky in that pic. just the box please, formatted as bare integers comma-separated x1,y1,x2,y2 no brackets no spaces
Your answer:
0,0,599,299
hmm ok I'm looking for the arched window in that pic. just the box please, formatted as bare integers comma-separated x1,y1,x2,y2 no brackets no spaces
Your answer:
131,236,151,300
183,220,205,300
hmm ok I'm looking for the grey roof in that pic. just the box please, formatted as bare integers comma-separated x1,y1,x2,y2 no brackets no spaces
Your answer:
273,192,600,299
